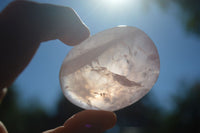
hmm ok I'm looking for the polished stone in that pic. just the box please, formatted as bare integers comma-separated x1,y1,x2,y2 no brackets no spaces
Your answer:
60,26,160,111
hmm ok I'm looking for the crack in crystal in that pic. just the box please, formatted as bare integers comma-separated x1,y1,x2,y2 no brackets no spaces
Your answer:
112,74,141,87
91,65,141,87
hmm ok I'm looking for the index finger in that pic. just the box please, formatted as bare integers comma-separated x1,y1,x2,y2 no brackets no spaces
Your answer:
1,1,90,45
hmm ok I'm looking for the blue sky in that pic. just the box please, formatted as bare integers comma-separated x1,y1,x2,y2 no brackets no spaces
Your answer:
1,0,200,113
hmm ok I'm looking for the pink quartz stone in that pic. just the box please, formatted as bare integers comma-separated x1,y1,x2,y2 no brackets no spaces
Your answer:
59,26,160,111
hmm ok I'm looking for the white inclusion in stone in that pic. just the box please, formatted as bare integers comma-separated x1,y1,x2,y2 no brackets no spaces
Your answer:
59,26,160,111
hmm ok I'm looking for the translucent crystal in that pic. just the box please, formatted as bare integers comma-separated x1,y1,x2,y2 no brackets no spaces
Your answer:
59,26,160,111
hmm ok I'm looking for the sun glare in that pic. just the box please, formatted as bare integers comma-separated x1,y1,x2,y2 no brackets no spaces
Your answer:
106,0,125,6
101,0,132,9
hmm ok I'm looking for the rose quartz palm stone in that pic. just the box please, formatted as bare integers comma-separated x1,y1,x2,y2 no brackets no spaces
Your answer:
59,26,160,111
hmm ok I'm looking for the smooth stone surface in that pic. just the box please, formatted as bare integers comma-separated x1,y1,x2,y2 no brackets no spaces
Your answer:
59,26,160,111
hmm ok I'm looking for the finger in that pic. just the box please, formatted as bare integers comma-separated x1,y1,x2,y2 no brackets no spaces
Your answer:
43,110,117,133
36,2,90,45
0,88,7,103
0,1,90,89
64,110,117,132
0,121,8,133
1,1,90,45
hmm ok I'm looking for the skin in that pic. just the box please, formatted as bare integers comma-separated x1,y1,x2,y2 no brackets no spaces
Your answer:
0,1,117,133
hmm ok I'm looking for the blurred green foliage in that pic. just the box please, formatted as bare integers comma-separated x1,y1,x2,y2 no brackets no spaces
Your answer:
1,81,200,133
0,85,82,133
154,0,200,36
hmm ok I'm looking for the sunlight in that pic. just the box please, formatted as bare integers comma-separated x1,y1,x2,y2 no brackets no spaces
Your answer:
105,0,125,6
98,0,143,14
101,0,132,9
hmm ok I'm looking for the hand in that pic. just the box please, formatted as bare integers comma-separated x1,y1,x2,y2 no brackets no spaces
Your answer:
0,1,117,133
0,0,90,91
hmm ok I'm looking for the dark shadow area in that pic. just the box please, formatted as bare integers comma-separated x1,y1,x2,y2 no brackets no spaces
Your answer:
1,81,200,133
0,85,83,133
114,81,200,133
